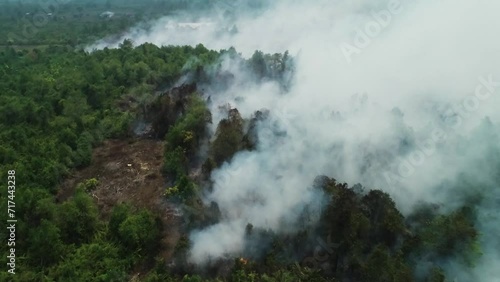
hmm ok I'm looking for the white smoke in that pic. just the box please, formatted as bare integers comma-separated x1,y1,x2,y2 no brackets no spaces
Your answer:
89,0,500,280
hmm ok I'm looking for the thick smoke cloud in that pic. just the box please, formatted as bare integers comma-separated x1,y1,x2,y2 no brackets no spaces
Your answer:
89,0,500,280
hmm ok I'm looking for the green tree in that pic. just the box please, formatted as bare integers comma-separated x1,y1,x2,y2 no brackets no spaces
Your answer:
57,188,100,244
109,203,132,239
27,220,65,266
210,109,244,166
118,210,160,253
50,242,127,281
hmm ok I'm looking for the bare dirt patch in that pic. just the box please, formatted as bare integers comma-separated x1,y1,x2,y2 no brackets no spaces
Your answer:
57,138,181,261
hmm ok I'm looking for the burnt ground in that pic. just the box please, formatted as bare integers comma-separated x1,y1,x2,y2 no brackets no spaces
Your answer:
57,138,182,262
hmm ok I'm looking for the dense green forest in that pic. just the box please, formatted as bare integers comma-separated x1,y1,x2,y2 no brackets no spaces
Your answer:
0,0,200,47
0,40,213,280
0,41,481,282
0,1,490,281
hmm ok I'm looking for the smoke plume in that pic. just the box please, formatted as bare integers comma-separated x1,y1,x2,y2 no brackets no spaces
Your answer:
89,0,500,280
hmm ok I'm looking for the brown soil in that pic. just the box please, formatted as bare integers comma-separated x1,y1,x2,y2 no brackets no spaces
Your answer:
57,138,182,262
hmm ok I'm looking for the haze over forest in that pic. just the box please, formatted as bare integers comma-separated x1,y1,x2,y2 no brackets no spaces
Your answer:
0,0,499,281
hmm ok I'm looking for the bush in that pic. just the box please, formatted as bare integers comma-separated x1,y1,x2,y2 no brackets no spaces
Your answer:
118,210,160,253
164,146,188,179
77,178,99,192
